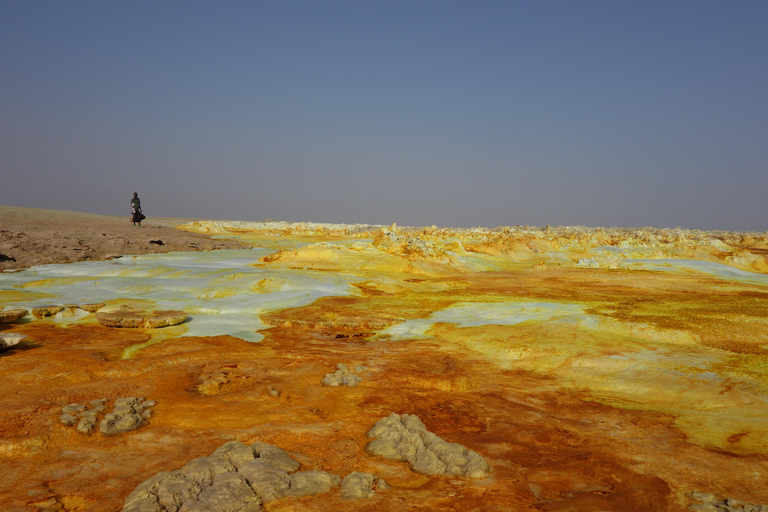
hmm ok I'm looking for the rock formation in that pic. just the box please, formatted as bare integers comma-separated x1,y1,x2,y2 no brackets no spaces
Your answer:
60,397,156,435
0,308,27,323
366,413,490,478
689,491,768,511
96,308,188,328
122,440,342,512
340,472,388,500
32,303,104,318
321,363,364,388
100,397,156,436
0,332,26,350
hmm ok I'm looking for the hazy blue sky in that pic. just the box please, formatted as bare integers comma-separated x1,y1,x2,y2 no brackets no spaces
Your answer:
1,1,766,230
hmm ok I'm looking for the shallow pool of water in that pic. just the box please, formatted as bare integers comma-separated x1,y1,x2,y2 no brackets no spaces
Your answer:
0,248,359,343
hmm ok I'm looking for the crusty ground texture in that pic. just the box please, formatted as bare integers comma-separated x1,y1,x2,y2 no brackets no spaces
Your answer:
0,205,246,270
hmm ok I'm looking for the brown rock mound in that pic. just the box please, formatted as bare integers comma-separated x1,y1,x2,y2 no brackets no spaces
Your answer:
96,309,188,328
0,308,27,323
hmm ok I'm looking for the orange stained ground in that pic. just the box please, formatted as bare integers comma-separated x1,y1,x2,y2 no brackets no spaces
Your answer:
1,261,768,511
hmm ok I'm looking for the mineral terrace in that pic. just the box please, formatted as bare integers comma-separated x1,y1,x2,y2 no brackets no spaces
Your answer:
1,209,768,511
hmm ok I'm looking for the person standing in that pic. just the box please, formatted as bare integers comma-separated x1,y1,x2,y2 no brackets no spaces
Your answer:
131,192,144,227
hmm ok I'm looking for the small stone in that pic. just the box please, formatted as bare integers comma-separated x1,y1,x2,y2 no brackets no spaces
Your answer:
78,407,103,417
286,470,341,498
88,399,106,407
114,414,142,431
100,412,144,436
689,492,719,504
321,363,363,387
321,370,344,387
341,472,376,500
0,308,28,323
267,386,281,397
141,409,152,420
80,303,105,313
76,415,98,434
31,305,64,318
112,404,135,416
0,333,26,350
60,306,83,318
62,404,85,414
60,414,77,426
140,400,157,408
726,498,748,508
343,374,363,387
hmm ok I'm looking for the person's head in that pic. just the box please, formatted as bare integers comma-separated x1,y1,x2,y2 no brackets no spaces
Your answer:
133,192,138,198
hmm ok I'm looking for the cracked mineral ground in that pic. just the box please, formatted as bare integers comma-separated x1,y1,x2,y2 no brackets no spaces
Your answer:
2,211,768,511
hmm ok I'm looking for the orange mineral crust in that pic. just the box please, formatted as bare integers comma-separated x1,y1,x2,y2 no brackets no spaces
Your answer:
1,223,767,511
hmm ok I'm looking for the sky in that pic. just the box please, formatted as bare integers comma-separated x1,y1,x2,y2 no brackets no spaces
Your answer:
1,1,766,231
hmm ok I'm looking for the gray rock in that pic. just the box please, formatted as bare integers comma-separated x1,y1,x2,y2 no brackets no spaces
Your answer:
122,440,306,512
341,472,377,500
285,470,341,498
0,332,26,350
100,412,144,436
250,442,300,473
238,459,291,503
157,474,203,511
688,491,720,504
62,403,86,414
366,413,490,478
321,363,363,388
76,415,98,434
212,441,257,470
123,471,180,512
180,472,261,512
687,491,768,512
98,397,156,436
80,405,105,416
178,456,235,487
112,403,136,416
266,386,280,397
60,414,77,426
89,398,106,407
343,374,363,387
